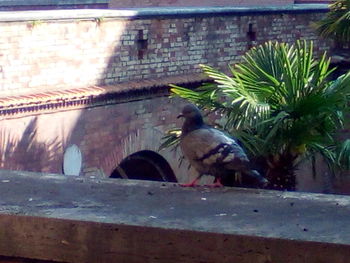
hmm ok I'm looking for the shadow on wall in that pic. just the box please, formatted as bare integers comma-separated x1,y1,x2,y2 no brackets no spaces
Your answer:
0,118,61,173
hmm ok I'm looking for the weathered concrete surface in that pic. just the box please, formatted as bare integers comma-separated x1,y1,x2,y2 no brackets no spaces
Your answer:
0,170,350,263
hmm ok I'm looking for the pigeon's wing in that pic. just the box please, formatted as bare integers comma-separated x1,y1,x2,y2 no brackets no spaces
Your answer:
180,127,249,173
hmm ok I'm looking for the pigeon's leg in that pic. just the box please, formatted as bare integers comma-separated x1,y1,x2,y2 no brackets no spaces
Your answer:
204,177,224,188
234,172,242,185
180,174,203,187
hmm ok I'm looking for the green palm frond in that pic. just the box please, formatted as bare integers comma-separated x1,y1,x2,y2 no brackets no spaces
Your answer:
337,139,350,169
308,142,338,174
158,128,181,152
314,0,350,43
229,129,266,157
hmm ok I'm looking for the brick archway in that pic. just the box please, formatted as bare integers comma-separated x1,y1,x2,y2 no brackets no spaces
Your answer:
110,150,177,182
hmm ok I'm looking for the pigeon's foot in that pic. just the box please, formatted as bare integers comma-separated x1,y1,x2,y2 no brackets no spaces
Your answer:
179,178,200,187
204,178,224,188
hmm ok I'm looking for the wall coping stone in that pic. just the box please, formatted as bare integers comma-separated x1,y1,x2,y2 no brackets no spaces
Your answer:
0,4,329,22
0,0,108,6
0,169,350,262
0,74,207,117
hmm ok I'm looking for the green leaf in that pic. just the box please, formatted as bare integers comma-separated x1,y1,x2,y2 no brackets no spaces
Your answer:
337,139,350,169
313,0,350,43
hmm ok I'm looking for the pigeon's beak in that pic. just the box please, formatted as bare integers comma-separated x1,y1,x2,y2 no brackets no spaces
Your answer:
177,114,184,119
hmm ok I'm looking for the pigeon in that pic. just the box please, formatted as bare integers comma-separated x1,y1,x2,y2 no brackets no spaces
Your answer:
177,104,268,188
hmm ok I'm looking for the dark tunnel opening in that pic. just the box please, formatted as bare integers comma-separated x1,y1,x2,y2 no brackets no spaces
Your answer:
110,150,177,182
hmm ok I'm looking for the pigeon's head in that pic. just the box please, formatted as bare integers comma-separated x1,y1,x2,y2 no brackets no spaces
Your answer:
177,104,202,120
178,104,204,134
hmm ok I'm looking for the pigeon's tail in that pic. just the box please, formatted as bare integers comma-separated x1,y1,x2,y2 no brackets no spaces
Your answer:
246,170,269,188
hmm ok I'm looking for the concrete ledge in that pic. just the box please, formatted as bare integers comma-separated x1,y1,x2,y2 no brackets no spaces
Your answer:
0,4,329,22
0,170,350,262
0,0,108,6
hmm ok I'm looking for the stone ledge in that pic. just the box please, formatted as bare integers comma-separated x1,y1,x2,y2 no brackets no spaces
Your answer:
0,74,206,116
0,0,108,5
0,170,350,262
0,4,329,22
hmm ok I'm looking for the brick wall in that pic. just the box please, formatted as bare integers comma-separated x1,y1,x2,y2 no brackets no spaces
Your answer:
0,9,329,95
0,95,194,183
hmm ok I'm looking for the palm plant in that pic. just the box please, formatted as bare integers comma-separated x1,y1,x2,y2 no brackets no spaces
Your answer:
314,0,350,44
164,40,350,191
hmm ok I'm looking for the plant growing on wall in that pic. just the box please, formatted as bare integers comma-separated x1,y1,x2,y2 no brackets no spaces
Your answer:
163,40,350,190
314,0,350,44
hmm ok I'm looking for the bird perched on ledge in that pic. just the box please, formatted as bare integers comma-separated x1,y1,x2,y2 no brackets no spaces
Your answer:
178,104,268,188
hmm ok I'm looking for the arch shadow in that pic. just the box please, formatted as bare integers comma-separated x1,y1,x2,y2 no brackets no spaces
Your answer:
110,150,177,183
